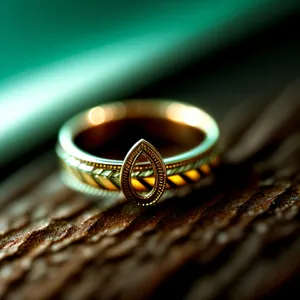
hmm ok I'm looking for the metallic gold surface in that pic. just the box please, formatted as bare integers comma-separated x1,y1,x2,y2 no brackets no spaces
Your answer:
57,100,220,204
120,139,167,206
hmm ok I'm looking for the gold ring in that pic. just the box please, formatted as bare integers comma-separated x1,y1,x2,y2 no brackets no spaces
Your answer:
56,100,220,206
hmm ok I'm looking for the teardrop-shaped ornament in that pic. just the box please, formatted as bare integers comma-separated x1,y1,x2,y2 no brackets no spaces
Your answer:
120,139,167,206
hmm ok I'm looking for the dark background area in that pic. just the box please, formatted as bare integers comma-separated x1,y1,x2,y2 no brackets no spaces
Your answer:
134,10,300,116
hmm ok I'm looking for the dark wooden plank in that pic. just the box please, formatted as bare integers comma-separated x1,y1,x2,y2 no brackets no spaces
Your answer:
0,81,300,300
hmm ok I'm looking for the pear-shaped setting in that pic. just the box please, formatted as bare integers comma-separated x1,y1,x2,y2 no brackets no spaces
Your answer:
120,139,167,206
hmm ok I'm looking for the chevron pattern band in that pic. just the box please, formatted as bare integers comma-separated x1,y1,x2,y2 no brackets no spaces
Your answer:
58,147,220,193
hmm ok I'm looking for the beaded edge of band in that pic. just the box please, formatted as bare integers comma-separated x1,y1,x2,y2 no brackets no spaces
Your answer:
56,145,220,179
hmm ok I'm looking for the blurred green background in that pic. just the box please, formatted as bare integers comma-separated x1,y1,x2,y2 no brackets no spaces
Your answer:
0,0,299,169
1,0,296,81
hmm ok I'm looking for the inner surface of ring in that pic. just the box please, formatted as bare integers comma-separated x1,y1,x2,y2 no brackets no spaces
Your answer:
75,118,205,161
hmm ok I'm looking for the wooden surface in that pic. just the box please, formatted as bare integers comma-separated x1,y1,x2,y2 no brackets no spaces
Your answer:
0,81,300,300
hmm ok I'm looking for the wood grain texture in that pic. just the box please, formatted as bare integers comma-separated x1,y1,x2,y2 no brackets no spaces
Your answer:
0,81,300,300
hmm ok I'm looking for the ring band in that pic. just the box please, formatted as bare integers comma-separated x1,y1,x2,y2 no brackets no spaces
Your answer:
56,100,220,205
